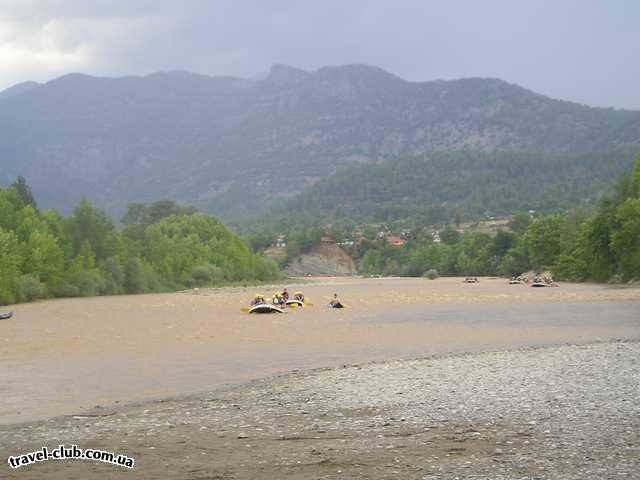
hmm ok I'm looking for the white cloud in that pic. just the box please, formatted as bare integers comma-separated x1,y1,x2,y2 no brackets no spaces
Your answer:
0,2,183,87
0,19,88,84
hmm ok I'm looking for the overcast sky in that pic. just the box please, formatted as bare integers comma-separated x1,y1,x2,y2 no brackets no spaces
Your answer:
1,0,638,109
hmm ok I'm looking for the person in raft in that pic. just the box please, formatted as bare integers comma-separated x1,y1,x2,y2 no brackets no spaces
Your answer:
293,291,305,302
282,288,290,302
273,293,285,307
328,293,343,308
251,294,265,306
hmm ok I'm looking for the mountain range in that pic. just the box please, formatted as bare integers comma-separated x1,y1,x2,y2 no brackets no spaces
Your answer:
1,64,639,221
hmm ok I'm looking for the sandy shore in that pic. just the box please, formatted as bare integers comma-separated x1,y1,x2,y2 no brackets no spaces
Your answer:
2,341,638,479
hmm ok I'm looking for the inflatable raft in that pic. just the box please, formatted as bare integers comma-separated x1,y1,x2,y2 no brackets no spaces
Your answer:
249,304,285,314
286,299,304,308
0,312,14,320
328,302,345,309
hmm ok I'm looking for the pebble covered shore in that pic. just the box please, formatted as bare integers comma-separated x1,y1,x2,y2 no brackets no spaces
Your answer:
2,341,639,479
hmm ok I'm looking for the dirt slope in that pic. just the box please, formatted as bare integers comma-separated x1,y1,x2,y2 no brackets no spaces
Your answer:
285,244,356,276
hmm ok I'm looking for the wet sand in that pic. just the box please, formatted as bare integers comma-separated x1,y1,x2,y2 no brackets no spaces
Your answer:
1,277,639,426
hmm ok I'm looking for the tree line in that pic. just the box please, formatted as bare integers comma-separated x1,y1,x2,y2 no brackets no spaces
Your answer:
353,156,640,282
0,182,280,306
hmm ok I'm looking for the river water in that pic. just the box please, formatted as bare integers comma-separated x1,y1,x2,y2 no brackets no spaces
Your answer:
1,277,638,424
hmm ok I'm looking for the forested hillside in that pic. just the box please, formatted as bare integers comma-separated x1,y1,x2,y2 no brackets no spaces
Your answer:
264,149,638,227
0,180,279,306
1,64,640,220
349,157,640,282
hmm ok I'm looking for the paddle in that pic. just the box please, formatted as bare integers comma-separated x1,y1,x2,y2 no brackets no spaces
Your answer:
240,307,251,313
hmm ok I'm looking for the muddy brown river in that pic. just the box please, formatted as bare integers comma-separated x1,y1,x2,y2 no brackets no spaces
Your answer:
1,277,638,425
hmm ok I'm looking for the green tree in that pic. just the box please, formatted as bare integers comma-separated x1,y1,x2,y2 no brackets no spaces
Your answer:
492,230,517,258
70,240,96,271
11,176,38,211
17,275,45,302
15,206,49,242
581,200,618,281
121,203,148,226
498,238,529,276
146,200,197,224
122,200,197,234
0,228,22,305
439,225,461,245
101,256,125,295
244,231,275,253
610,198,640,280
0,183,280,304
634,154,640,197
525,215,574,269
362,249,384,275
509,213,531,234
22,231,64,285
124,257,147,294
0,189,20,231
459,233,495,275
66,199,117,261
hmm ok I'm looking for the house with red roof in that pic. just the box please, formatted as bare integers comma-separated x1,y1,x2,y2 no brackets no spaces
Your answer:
386,235,405,247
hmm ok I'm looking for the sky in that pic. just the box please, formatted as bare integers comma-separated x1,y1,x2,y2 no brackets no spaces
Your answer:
0,0,638,109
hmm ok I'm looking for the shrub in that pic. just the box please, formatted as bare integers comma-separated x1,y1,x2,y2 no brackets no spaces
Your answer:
63,270,107,297
101,256,125,294
17,274,45,302
0,288,16,306
51,282,80,298
124,257,146,294
190,264,225,287
140,261,165,292
423,269,439,280
253,257,281,282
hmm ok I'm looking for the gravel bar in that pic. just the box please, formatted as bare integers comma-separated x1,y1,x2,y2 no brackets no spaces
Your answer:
2,341,639,479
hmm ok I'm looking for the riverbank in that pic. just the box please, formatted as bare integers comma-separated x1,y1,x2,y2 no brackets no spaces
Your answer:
2,341,638,479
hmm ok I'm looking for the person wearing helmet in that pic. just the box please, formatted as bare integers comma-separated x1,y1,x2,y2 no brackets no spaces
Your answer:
282,288,290,302
293,291,305,302
251,294,265,306
273,293,285,306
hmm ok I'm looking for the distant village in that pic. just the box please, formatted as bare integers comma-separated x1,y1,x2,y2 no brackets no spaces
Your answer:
270,216,518,251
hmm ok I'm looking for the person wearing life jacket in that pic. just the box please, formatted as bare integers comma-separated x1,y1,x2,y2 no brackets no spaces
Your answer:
282,288,290,302
273,293,285,306
251,294,265,306
293,291,305,302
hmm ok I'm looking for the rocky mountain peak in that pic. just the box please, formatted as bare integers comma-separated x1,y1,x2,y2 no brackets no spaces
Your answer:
266,64,310,86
